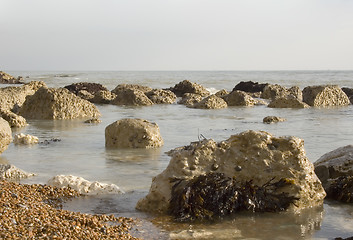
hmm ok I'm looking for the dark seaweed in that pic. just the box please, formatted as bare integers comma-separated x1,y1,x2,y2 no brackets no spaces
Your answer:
326,176,353,203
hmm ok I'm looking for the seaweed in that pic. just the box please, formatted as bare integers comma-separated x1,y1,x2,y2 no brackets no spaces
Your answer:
169,172,299,222
326,176,353,203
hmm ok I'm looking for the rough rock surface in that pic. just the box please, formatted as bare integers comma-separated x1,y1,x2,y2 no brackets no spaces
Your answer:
145,89,177,104
111,84,152,95
223,90,256,106
268,96,310,108
0,81,47,111
64,82,108,96
13,133,39,145
0,108,27,128
261,84,290,100
0,164,35,180
263,116,287,124
0,118,12,154
19,87,101,120
48,175,123,195
0,71,23,84
111,89,153,106
105,118,163,148
169,80,210,97
341,87,353,104
288,86,303,101
137,130,325,213
232,81,268,93
178,93,203,106
215,89,229,98
191,95,228,109
302,85,350,107
90,90,116,104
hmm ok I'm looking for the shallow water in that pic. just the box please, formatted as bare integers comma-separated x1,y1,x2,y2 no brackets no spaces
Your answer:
2,71,353,239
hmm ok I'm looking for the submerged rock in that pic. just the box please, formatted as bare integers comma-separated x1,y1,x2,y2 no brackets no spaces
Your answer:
302,85,350,107
268,96,309,108
263,116,286,124
105,118,163,148
191,95,227,109
169,80,210,97
232,81,268,93
223,90,256,106
0,118,12,154
48,175,124,195
0,164,35,180
136,130,325,214
13,133,39,145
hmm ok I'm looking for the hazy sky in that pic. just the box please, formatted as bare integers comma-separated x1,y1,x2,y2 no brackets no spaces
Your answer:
1,0,353,71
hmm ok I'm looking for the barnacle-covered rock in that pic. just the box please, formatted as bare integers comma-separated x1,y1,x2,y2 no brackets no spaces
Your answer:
19,87,101,120
136,130,325,214
302,85,350,107
0,118,12,154
105,118,163,148
191,95,227,109
169,80,210,97
223,90,256,106
145,89,177,104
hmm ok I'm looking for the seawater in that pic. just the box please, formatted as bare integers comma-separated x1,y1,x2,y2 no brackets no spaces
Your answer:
1,71,353,239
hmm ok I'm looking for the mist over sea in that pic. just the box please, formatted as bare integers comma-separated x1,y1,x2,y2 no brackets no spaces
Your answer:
2,70,353,239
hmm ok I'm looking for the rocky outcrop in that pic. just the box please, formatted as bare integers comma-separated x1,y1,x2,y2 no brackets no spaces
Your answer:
261,84,290,100
0,118,12,154
302,85,350,107
268,96,309,108
223,90,256,106
19,87,101,120
105,118,163,148
90,90,116,104
169,80,210,97
111,89,153,106
0,81,47,112
232,81,268,93
342,87,353,104
13,133,39,145
215,89,229,98
0,71,23,84
48,175,123,195
191,95,227,109
178,93,203,106
145,89,177,104
0,164,35,180
137,130,325,214
263,116,286,124
111,84,152,95
64,82,108,96
0,108,27,128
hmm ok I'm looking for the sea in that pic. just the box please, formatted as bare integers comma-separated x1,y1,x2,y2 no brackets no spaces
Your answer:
1,70,353,239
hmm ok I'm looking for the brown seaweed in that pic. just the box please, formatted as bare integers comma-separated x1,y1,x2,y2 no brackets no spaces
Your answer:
169,172,299,222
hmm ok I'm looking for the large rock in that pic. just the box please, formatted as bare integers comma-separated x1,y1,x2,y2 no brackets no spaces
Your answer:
111,89,153,106
64,82,108,96
0,118,12,154
223,90,256,106
19,87,101,120
137,130,325,214
90,90,117,104
0,108,27,128
111,84,152,95
261,84,290,100
342,87,353,104
0,164,35,180
302,85,350,107
145,89,177,104
191,95,228,109
268,96,310,108
105,118,163,148
232,81,268,93
178,93,203,106
0,71,23,84
169,80,210,97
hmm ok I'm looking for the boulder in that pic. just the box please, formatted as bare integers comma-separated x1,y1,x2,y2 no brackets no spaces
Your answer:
111,89,153,106
0,164,35,180
223,90,256,106
64,82,108,96
268,96,310,108
178,93,203,106
145,89,177,104
0,108,27,128
137,130,325,214
84,118,102,124
261,84,290,100
191,95,228,109
48,175,123,195
263,116,286,124
0,71,23,84
90,90,116,104
77,90,94,101
342,87,353,104
105,118,163,148
19,87,101,120
232,81,268,93
169,80,210,97
13,133,39,145
288,86,303,101
302,85,350,107
0,81,46,111
214,89,229,98
111,84,152,95
0,118,12,154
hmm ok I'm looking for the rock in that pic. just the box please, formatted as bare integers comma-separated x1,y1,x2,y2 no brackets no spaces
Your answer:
178,93,203,106
263,116,286,124
111,89,153,106
136,130,325,214
232,81,268,93
288,86,303,101
84,118,102,124
342,87,353,104
0,81,47,112
111,84,152,95
48,175,124,195
268,96,310,108
13,133,39,145
214,89,229,98
0,118,12,154
64,82,108,96
19,87,101,120
0,164,35,180
191,95,228,109
261,84,290,100
0,71,23,84
145,89,177,104
169,80,210,97
77,90,94,101
90,90,116,104
302,85,350,107
0,108,27,128
105,118,163,148
223,90,256,106
325,176,353,203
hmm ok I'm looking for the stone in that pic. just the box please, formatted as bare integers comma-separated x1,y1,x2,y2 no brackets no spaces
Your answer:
302,85,350,107
0,118,12,154
19,87,101,120
191,95,228,109
178,93,203,106
169,80,210,97
48,175,124,195
268,96,310,108
64,82,108,96
214,89,229,98
84,118,102,124
145,89,177,104
263,116,287,124
111,84,152,95
90,90,116,104
223,90,256,106
111,89,153,106
341,87,353,104
105,118,163,148
0,108,27,128
77,90,94,101
136,130,325,213
232,81,268,93
288,86,303,101
13,133,39,145
0,164,35,180
0,71,23,84
261,84,290,100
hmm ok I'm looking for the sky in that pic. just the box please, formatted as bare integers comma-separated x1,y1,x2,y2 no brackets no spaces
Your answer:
1,0,353,71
